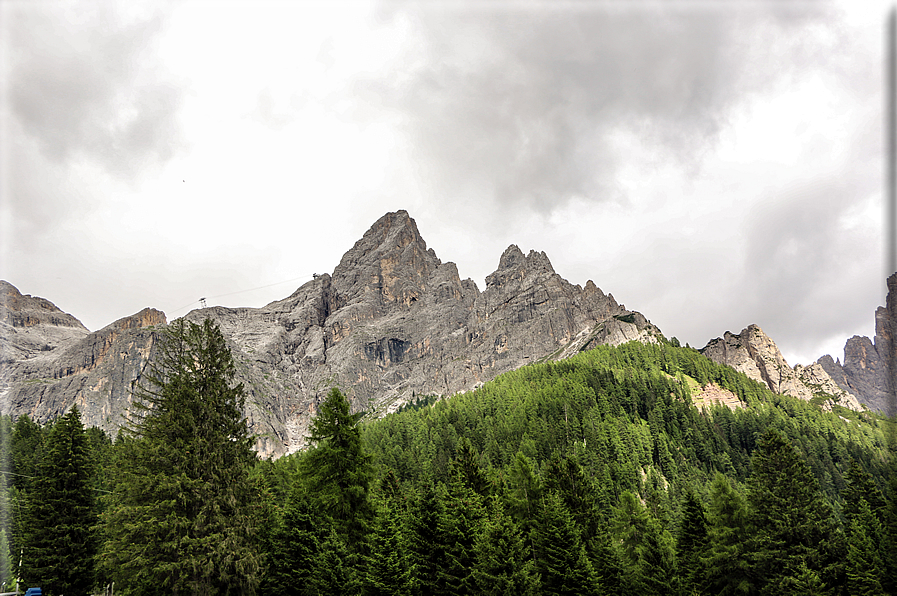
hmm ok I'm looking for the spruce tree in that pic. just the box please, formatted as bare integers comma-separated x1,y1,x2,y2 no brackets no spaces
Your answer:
20,407,96,596
454,438,491,498
471,497,539,596
407,483,444,593
264,485,324,595
701,473,753,596
678,488,709,594
309,529,357,596
507,451,542,526
362,496,415,596
610,491,677,596
533,490,601,596
301,387,374,548
99,318,260,596
746,429,844,595
844,499,886,596
435,475,485,596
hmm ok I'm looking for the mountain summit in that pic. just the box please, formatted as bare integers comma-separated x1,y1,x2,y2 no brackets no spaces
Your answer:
1,211,662,457
816,272,897,415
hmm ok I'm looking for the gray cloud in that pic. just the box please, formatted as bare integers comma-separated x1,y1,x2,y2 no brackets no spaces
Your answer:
365,2,834,213
7,1,184,180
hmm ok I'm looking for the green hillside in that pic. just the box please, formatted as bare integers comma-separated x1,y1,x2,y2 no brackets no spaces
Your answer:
3,332,895,595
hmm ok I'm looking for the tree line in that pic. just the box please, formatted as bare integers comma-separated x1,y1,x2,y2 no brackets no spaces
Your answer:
1,319,895,595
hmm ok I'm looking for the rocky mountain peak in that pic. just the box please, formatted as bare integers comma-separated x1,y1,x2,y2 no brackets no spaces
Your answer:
1,211,664,457
1,280,90,365
497,244,525,270
486,246,556,291
331,210,441,312
1,280,87,332
819,272,896,414
702,323,863,411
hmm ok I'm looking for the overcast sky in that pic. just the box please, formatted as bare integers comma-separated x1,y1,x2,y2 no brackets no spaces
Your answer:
1,0,893,367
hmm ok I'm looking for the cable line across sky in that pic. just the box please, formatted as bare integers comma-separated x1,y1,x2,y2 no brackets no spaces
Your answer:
167,273,319,317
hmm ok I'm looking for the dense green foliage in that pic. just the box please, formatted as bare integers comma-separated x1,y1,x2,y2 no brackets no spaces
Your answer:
19,408,96,595
0,337,894,594
99,318,261,596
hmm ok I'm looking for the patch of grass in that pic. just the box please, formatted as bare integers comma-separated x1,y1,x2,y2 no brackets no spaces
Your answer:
613,313,637,325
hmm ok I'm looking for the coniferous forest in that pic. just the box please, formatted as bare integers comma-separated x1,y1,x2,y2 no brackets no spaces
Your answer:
1,319,895,595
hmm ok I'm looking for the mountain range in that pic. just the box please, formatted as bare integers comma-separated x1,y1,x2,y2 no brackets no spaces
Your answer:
1,210,894,457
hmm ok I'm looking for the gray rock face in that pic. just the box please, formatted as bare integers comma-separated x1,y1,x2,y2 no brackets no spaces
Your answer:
1,280,89,363
701,324,863,411
818,273,896,415
1,211,662,457
1,305,166,434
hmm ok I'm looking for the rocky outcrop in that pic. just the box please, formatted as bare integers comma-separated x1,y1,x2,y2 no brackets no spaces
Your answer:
701,324,863,411
818,272,896,415
0,280,89,364
0,210,662,457
0,307,165,435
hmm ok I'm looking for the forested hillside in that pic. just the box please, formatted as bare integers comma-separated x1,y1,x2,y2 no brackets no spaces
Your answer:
1,328,895,595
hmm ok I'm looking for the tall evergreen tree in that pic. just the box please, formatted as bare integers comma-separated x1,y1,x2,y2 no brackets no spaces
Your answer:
678,488,709,594
435,475,485,596
308,529,357,596
701,473,753,596
507,451,542,526
301,387,374,548
362,496,415,596
746,429,844,595
844,499,886,596
407,483,444,593
471,497,539,596
611,491,677,596
881,470,897,595
454,438,491,498
533,490,601,596
20,407,96,596
264,485,324,595
99,318,261,596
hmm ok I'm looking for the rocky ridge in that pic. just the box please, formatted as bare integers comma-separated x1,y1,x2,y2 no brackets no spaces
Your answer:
1,280,89,362
816,272,896,416
1,211,663,457
701,324,864,412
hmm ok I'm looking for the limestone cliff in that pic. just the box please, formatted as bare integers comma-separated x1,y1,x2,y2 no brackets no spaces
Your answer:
0,280,89,363
817,272,896,415
1,306,165,434
701,324,864,412
0,211,662,457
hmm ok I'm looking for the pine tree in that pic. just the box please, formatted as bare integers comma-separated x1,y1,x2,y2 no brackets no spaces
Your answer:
471,497,539,596
610,491,677,596
99,318,261,596
435,475,485,596
701,473,753,596
454,438,491,498
533,490,601,596
678,488,709,594
881,470,897,595
308,529,357,596
9,414,43,568
841,459,890,593
301,387,374,549
586,526,625,596
746,429,844,595
0,529,10,592
20,407,96,596
845,499,886,596
362,496,415,596
507,451,542,526
264,485,324,595
407,483,444,593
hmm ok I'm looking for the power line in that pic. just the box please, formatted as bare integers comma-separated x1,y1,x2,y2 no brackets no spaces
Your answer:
167,273,319,317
